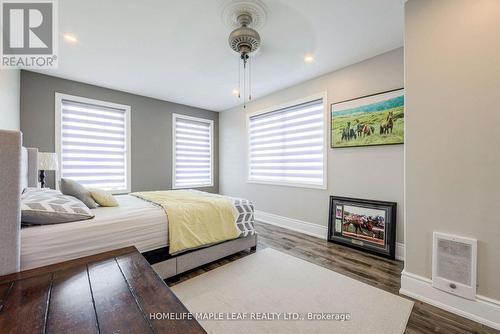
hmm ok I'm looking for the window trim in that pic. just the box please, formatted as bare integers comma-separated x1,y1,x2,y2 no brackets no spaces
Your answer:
172,113,214,189
55,92,132,194
246,92,328,190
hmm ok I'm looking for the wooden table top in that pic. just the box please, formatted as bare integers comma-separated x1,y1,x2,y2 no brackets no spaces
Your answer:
0,247,206,334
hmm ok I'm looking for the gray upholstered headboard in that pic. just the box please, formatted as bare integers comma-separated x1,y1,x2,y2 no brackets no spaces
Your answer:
0,130,22,276
21,147,39,189
0,130,39,276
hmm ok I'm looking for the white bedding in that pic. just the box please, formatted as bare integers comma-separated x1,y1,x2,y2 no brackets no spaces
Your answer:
20,195,168,270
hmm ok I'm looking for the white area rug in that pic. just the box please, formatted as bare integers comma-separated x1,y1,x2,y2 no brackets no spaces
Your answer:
172,248,413,334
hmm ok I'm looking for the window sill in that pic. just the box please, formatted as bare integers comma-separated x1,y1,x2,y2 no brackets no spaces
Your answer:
246,179,327,190
172,184,214,190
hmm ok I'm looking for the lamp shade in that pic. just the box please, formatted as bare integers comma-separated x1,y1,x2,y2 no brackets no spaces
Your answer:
38,152,59,171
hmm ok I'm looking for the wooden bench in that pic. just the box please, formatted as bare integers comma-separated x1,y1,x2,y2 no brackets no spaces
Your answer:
0,247,206,334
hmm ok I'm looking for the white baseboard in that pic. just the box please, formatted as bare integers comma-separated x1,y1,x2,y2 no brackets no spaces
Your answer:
395,242,404,262
254,210,405,261
255,210,328,239
400,271,500,330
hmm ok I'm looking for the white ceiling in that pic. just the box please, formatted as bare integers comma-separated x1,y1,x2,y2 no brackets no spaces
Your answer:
35,0,404,111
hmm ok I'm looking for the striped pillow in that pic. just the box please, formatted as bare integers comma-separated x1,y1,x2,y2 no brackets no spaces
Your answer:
21,188,94,225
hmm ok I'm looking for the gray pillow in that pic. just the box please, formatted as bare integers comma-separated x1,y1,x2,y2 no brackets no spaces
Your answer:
60,178,98,209
21,188,95,225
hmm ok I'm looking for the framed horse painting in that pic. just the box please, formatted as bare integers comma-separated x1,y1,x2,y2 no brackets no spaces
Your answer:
328,196,397,259
331,88,404,148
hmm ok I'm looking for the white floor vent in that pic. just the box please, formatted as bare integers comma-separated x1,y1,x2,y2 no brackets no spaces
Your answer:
432,232,477,300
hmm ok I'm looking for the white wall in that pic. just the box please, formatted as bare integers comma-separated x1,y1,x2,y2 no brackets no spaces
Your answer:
0,70,20,130
220,48,405,243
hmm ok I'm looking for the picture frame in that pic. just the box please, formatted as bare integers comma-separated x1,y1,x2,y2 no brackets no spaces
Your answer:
331,88,404,148
328,196,397,259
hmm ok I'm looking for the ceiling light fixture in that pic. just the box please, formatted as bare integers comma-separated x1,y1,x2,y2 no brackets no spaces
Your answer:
304,55,314,63
228,13,261,107
225,0,266,108
63,34,78,43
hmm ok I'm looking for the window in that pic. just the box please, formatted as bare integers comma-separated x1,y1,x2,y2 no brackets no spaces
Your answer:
55,93,131,193
248,95,326,188
172,114,213,189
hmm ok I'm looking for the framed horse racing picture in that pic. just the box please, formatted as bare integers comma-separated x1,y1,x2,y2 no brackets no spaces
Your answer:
331,88,404,148
328,196,397,259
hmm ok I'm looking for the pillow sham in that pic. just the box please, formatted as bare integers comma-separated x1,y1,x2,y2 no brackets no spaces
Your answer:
89,189,119,207
21,188,95,225
60,178,98,209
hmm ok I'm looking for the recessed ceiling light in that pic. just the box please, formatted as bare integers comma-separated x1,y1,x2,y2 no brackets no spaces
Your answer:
232,89,240,96
304,55,314,63
63,34,78,43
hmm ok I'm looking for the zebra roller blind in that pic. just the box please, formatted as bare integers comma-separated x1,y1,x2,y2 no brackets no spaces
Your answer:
58,96,130,192
173,114,213,188
248,98,326,188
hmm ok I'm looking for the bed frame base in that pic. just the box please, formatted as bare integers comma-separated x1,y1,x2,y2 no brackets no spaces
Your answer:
145,234,257,279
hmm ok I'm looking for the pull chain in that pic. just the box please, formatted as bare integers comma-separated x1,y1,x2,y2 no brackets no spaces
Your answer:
248,57,252,101
237,57,241,98
243,59,246,108
238,53,252,108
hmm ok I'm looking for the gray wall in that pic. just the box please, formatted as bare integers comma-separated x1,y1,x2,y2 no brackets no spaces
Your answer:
405,0,500,300
0,70,20,130
20,71,219,193
219,48,405,243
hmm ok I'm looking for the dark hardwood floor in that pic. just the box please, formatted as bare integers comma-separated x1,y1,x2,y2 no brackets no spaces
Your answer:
169,222,500,334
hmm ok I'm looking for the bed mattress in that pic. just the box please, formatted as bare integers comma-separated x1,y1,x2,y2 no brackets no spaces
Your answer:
21,195,168,270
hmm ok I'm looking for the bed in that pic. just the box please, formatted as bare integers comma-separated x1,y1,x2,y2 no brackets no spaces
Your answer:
21,195,168,270
0,130,257,278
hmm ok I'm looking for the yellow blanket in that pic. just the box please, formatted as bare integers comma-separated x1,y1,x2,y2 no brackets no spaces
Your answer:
131,190,240,254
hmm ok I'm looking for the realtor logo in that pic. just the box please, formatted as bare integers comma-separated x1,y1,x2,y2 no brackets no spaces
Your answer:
1,0,58,68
